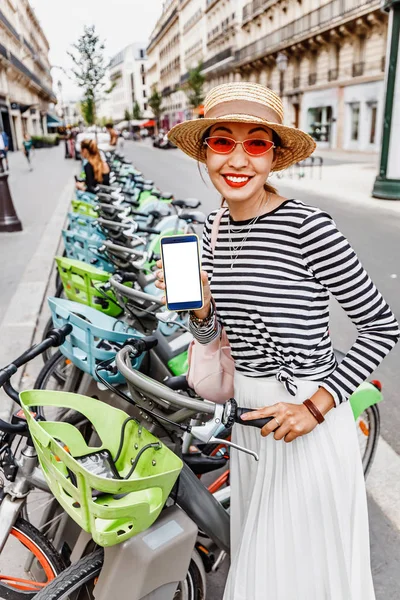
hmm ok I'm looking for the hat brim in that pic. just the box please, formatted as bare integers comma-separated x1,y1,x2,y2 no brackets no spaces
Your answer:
168,114,316,171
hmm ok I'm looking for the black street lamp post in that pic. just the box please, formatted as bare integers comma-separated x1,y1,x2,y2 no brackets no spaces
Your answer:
0,156,22,232
372,0,400,200
276,52,288,97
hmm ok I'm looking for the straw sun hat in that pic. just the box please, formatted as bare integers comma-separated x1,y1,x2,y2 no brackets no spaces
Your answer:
168,82,316,171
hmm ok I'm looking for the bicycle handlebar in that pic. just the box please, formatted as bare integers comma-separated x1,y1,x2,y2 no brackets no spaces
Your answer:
0,323,73,412
116,345,215,415
110,275,163,306
0,365,17,387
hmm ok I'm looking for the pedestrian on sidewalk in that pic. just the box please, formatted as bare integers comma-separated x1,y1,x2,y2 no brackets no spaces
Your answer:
75,139,110,193
105,123,118,148
22,133,33,170
156,82,400,600
0,127,9,170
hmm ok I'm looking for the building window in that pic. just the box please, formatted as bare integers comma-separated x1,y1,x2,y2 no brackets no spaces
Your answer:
140,49,145,58
144,102,147,111
368,103,377,144
143,90,147,98
307,106,332,142
142,75,146,85
350,103,360,141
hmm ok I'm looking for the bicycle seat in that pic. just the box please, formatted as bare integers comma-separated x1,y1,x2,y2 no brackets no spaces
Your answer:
151,190,161,198
148,209,167,220
179,211,206,225
143,179,154,186
161,192,173,200
171,198,201,209
183,452,227,475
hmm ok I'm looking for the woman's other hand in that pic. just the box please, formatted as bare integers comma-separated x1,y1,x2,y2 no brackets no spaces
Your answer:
75,181,85,191
155,259,212,317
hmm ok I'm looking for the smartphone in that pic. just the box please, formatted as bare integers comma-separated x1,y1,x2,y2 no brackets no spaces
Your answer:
160,234,203,311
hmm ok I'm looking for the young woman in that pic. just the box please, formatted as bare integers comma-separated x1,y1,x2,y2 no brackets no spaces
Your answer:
156,82,399,599
75,139,110,193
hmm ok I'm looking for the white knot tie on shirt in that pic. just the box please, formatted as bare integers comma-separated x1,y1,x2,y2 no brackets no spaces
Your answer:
275,365,297,397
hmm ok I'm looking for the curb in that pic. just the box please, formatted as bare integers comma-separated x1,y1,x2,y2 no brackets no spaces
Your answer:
367,437,400,533
0,181,72,419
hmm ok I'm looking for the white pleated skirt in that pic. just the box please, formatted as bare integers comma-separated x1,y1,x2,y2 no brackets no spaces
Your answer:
223,373,375,600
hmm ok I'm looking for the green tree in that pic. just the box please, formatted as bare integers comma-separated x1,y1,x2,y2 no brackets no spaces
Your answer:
124,108,132,122
148,88,163,133
132,101,142,120
186,62,205,111
68,25,108,126
80,97,95,126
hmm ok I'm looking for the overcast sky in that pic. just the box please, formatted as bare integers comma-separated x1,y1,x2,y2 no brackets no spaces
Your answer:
31,0,164,102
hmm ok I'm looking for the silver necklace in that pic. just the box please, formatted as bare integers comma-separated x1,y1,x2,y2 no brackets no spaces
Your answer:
228,192,272,269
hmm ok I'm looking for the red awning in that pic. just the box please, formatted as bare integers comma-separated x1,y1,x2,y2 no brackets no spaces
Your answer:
141,120,155,128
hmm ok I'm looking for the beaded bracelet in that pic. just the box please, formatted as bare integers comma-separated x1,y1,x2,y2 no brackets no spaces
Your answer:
189,300,215,327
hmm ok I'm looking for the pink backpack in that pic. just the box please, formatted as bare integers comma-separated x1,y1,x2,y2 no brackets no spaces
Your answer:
186,209,235,403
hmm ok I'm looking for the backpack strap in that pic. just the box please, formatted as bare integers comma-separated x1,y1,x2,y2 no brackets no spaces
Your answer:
211,208,227,254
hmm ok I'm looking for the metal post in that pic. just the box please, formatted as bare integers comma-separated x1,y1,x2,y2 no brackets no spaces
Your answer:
372,0,400,200
0,156,22,232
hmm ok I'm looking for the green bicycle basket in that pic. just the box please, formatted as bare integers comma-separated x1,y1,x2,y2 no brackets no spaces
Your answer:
20,390,182,547
71,199,99,218
55,256,122,317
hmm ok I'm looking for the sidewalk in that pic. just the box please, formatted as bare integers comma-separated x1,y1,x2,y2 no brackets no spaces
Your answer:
272,149,400,214
0,146,76,415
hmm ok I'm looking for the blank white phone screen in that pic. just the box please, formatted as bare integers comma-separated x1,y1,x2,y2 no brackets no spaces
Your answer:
163,240,202,305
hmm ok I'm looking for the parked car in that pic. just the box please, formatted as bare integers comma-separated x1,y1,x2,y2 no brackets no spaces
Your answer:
153,132,176,149
74,132,113,160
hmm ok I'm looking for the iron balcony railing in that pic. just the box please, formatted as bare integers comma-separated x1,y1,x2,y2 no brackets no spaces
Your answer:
0,43,55,100
238,0,378,63
180,47,233,84
0,9,19,40
0,43,7,61
242,0,275,24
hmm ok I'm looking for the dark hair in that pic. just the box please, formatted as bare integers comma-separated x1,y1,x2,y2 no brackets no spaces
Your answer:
105,123,113,129
199,125,281,199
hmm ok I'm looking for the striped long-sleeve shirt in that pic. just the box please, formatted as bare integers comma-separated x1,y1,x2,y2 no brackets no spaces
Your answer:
189,199,400,405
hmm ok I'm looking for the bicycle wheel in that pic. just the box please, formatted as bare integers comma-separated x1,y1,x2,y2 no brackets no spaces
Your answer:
0,517,65,598
36,350,72,390
34,353,85,424
357,404,380,477
41,317,57,366
32,548,206,600
55,280,65,298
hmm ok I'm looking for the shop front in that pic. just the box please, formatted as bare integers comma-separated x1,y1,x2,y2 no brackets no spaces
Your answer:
301,88,339,149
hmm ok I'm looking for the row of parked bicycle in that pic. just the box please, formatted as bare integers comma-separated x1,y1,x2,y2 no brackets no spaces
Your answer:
0,149,384,599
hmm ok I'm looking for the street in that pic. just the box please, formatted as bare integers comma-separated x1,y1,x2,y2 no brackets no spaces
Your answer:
123,139,400,599
0,141,399,598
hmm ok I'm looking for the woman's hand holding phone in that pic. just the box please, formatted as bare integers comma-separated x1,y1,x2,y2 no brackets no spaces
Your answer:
155,259,212,318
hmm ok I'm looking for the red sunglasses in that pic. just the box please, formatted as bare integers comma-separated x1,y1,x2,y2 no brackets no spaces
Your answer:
204,136,275,156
